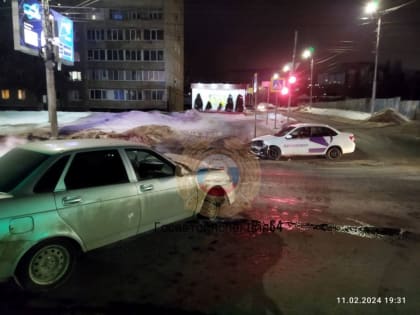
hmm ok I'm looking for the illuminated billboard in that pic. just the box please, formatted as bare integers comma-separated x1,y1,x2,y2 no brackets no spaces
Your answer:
12,0,74,65
51,9,74,65
12,0,44,56
191,83,247,112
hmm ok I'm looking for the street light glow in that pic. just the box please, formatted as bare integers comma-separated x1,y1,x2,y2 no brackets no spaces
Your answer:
283,64,291,72
365,1,379,14
288,75,297,84
302,49,312,59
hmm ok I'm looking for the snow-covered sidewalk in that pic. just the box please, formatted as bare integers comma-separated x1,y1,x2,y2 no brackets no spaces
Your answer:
300,107,371,120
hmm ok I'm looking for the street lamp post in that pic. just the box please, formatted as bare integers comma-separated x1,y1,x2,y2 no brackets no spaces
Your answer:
364,0,414,114
253,73,258,138
266,86,270,125
309,57,314,109
364,1,381,114
371,15,381,114
302,48,315,110
286,30,298,124
272,73,279,128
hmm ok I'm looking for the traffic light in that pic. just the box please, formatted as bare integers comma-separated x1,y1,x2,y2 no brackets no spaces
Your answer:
288,75,297,84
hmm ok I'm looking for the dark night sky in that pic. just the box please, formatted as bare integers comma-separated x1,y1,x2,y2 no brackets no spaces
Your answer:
1,0,419,86
185,0,420,84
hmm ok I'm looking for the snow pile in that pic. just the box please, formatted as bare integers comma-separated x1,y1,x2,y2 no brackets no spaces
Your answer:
60,110,204,134
368,108,410,124
119,125,179,146
0,109,293,155
302,107,371,121
64,125,179,148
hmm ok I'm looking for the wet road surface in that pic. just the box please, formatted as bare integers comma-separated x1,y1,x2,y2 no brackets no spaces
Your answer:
1,160,420,315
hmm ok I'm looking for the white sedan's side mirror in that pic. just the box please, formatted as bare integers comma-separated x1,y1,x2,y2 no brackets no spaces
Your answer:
285,135,292,140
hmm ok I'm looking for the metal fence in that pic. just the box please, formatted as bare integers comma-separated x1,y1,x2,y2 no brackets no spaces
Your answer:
310,98,420,120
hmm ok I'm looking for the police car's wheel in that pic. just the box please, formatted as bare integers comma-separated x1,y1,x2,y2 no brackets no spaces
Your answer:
268,146,281,160
326,146,342,160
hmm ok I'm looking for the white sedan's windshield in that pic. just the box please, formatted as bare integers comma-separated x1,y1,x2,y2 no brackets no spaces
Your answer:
274,126,296,137
0,148,49,192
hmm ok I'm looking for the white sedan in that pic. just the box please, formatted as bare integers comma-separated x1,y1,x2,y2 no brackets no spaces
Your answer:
251,123,356,160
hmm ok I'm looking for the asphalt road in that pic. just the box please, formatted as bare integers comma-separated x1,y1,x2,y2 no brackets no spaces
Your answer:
2,157,420,315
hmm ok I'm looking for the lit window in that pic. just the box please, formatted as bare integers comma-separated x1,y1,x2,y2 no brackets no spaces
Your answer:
17,89,26,100
69,71,82,81
1,89,10,99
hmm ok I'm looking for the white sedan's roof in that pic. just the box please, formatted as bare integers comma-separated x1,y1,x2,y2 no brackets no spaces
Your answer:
288,123,332,128
19,139,148,155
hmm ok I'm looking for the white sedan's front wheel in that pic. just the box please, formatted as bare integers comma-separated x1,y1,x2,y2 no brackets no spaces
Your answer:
268,146,282,160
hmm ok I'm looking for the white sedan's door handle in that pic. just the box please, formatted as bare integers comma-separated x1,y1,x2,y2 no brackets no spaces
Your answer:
140,184,154,192
62,196,82,206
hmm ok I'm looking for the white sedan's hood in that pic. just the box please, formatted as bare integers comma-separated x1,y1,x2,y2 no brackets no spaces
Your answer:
252,135,282,142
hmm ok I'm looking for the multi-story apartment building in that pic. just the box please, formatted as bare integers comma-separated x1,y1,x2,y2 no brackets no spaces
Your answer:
60,0,184,112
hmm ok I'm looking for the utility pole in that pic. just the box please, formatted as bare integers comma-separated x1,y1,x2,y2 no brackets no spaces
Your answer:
274,92,278,129
253,72,258,138
309,56,314,110
287,30,298,124
41,0,58,138
370,15,381,114
266,86,269,125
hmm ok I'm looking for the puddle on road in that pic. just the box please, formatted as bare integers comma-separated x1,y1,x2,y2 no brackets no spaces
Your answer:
197,217,418,241
298,222,413,240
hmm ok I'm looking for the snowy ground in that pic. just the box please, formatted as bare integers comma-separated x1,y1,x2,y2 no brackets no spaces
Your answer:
0,109,292,134
0,107,371,138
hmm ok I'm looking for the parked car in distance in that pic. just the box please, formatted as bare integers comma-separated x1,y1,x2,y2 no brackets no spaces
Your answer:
256,102,276,112
0,139,235,291
250,123,355,160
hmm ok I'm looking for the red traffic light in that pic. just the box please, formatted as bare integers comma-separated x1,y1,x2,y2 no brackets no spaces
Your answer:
288,75,297,84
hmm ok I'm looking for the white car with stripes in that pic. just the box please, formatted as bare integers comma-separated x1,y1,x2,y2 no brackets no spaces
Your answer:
250,123,356,160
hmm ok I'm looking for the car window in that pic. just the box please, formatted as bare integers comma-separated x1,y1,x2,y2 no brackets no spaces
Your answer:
0,148,49,192
290,127,311,139
311,127,337,137
125,149,174,181
64,150,128,190
323,127,337,136
34,155,70,193
275,126,295,137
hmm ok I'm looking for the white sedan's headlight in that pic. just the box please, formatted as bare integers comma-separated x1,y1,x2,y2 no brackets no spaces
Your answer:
257,104,266,111
250,140,268,157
